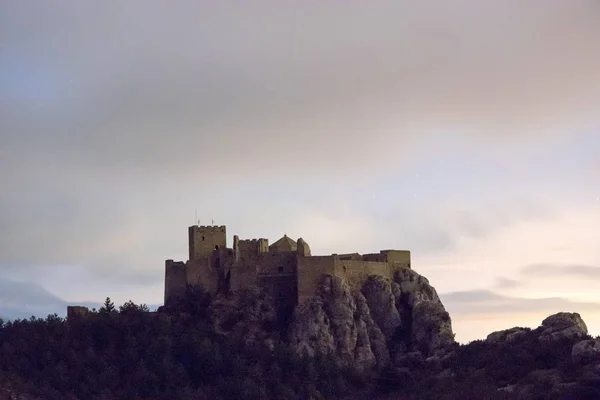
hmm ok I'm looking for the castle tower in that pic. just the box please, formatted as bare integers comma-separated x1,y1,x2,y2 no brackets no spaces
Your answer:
164,259,187,304
297,238,311,257
188,225,227,261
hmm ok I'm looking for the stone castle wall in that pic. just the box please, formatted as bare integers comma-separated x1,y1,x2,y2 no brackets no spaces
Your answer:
165,225,411,309
297,255,336,304
334,259,394,291
164,260,187,304
237,237,269,259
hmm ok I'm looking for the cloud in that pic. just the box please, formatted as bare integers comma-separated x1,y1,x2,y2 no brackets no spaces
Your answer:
442,288,600,343
2,1,600,179
493,278,520,290
520,263,600,279
441,289,600,317
1,0,600,327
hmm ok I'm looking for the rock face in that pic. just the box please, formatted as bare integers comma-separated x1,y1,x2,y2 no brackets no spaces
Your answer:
539,312,588,342
208,287,280,351
289,276,389,372
288,269,454,371
571,339,600,364
486,327,529,343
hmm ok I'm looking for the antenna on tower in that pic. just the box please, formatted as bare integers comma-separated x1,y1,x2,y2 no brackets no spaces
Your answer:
211,218,214,226
195,208,199,226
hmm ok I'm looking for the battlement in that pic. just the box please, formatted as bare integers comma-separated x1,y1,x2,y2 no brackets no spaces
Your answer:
192,225,226,232
238,238,269,245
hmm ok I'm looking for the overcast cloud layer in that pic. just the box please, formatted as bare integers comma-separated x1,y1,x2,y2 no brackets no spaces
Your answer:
1,1,600,343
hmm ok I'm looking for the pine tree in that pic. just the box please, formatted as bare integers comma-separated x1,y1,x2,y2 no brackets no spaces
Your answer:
99,297,116,314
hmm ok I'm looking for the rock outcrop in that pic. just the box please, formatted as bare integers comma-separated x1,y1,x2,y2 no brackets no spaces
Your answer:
289,268,454,371
484,313,589,345
539,312,588,342
486,327,529,343
571,339,600,364
289,276,389,372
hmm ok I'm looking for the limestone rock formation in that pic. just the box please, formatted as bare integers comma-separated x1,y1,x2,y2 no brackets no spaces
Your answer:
539,312,588,342
486,327,529,343
288,269,454,371
289,276,389,372
393,268,454,357
571,339,600,364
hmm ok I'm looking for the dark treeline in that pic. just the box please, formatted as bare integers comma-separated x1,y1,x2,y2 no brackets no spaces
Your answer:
0,288,599,400
0,291,366,400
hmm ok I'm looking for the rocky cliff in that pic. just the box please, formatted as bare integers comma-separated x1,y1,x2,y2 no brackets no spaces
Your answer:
207,268,455,374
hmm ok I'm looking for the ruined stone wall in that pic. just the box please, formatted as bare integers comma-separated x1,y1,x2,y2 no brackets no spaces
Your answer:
257,251,298,275
238,238,269,260
228,245,258,292
186,249,238,294
165,259,187,304
361,250,411,267
297,255,336,304
380,250,411,267
188,225,227,261
67,306,89,319
229,262,258,291
361,253,386,262
334,260,394,290
185,258,217,294
166,223,413,311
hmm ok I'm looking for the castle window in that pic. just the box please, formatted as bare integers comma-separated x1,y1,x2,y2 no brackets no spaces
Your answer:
215,245,219,250
278,267,284,273
202,236,205,241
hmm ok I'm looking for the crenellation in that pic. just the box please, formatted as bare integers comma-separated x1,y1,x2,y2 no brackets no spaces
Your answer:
238,238,269,252
338,253,362,261
165,224,412,309
195,225,226,231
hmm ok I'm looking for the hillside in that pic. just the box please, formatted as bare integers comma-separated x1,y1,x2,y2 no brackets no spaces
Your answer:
0,270,599,400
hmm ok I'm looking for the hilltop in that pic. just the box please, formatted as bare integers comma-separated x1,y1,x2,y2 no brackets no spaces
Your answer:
1,267,600,399
1,225,599,399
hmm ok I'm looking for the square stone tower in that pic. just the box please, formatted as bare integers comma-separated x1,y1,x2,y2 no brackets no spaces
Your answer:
188,225,227,261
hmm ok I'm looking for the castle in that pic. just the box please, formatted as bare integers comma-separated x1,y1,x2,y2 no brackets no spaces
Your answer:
164,224,412,309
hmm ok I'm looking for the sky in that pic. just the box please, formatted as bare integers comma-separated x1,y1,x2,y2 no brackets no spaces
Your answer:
1,0,600,343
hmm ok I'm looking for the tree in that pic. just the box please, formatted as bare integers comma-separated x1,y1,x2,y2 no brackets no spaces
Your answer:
119,300,138,314
99,297,116,314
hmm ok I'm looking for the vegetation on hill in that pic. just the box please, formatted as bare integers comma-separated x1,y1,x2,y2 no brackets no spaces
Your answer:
0,287,599,400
